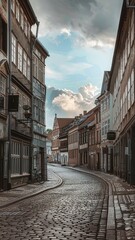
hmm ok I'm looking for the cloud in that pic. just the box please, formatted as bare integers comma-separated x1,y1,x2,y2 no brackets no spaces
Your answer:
45,52,93,81
52,92,83,112
52,84,99,112
46,84,100,128
30,0,123,48
61,28,71,37
75,35,115,49
46,66,63,80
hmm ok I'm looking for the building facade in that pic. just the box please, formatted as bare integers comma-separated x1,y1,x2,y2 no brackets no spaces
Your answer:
32,39,49,181
68,124,79,166
68,114,88,167
88,106,101,170
0,0,48,190
98,71,113,173
59,123,73,166
108,1,135,184
79,111,95,168
52,114,74,163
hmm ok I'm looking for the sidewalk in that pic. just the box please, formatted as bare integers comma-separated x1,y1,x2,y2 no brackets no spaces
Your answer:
0,169,63,208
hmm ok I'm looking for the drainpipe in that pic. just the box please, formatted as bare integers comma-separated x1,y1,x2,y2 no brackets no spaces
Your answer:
7,0,12,190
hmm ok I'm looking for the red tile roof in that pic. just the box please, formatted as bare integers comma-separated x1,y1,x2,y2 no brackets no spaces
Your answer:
57,118,74,129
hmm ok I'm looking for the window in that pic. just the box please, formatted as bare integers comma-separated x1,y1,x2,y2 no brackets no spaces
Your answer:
104,121,108,134
18,44,23,71
17,42,31,80
22,144,29,173
0,75,6,114
120,98,123,122
11,0,15,13
11,141,21,174
1,19,7,54
131,69,134,105
20,9,24,30
102,122,105,136
23,52,27,76
108,119,110,131
33,78,45,101
127,78,131,110
24,16,28,36
11,141,30,175
123,89,126,117
124,41,127,68
33,55,38,78
91,131,95,144
127,29,130,58
12,34,17,65
16,1,20,22
11,0,31,41
131,11,134,46
33,97,45,124
27,58,30,80
38,61,45,82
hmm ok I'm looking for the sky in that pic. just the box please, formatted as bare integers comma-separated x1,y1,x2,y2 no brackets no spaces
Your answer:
29,0,123,129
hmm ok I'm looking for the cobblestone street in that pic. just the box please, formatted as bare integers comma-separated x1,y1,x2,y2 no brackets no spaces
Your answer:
0,165,108,240
1,164,135,239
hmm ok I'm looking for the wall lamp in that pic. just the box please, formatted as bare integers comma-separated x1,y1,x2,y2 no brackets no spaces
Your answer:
17,105,32,124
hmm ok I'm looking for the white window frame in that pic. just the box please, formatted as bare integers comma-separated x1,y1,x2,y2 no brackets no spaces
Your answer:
18,44,23,72
11,0,15,13
11,141,21,174
23,51,27,77
16,1,20,22
20,9,24,30
12,34,17,65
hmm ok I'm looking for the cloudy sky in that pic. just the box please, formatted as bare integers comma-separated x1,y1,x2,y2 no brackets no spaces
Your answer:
30,0,123,129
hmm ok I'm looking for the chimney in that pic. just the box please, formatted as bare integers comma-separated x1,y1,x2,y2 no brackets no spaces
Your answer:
83,110,87,115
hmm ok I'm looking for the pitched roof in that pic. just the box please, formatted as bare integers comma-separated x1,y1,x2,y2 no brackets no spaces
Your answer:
57,118,74,129
78,105,98,129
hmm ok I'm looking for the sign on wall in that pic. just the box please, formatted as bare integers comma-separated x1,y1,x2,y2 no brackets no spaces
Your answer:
107,131,116,140
8,95,19,112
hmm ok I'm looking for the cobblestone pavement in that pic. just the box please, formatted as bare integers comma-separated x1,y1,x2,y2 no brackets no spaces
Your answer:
1,164,135,239
70,166,135,240
0,165,108,240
